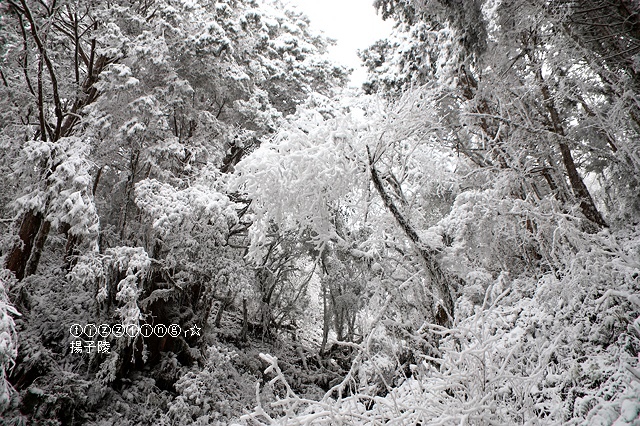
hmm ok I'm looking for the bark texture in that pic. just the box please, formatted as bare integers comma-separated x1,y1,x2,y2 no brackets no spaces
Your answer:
368,146,454,326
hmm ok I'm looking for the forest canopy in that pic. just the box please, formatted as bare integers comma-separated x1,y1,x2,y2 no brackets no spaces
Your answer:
0,0,639,425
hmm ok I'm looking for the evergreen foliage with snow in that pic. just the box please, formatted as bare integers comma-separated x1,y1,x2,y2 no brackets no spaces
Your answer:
0,0,639,424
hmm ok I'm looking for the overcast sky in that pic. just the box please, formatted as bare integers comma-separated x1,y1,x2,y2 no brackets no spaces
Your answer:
286,0,394,86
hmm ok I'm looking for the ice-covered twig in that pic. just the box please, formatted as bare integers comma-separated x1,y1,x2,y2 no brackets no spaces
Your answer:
595,289,640,309
260,353,299,401
625,364,640,382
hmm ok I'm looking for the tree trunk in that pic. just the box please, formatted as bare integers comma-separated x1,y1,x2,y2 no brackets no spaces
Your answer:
119,150,140,240
63,234,80,271
368,147,453,326
320,284,330,356
24,219,50,277
539,78,608,228
557,142,608,227
5,210,43,280
213,290,233,328
240,298,248,342
59,222,80,271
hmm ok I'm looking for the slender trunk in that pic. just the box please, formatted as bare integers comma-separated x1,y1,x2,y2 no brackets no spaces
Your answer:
260,299,272,340
557,142,608,227
24,219,50,277
213,303,225,328
320,284,330,356
119,151,140,240
92,165,104,196
64,234,79,268
240,298,248,342
368,146,453,325
59,222,81,271
347,312,356,343
539,78,608,228
329,288,344,341
214,290,233,328
36,54,47,141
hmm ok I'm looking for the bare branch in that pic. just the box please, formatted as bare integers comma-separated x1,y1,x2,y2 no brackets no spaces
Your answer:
20,0,64,140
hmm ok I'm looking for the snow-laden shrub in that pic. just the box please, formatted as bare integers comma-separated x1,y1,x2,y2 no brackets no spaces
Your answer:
134,175,246,293
0,270,19,412
241,226,640,425
135,178,238,242
135,173,252,326
71,246,151,328
166,344,255,425
436,182,589,279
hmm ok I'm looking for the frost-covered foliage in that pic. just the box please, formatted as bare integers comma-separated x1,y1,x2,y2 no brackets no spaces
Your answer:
165,345,255,425
232,103,367,257
360,22,459,96
233,88,453,224
71,246,152,327
11,137,100,238
135,177,238,242
234,0,640,420
233,92,428,257
134,171,253,316
435,185,573,278
244,227,640,425
0,270,19,411
2,0,640,424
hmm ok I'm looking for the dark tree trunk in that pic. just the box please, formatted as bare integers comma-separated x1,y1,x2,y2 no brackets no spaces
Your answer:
539,78,608,228
214,290,233,328
320,284,330,356
557,142,608,228
24,219,50,277
240,298,248,342
213,302,226,328
63,233,80,271
368,147,454,326
58,222,80,271
5,210,43,280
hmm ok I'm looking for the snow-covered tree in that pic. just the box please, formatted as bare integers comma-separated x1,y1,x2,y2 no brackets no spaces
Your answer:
239,1,640,425
2,0,639,424
0,0,349,410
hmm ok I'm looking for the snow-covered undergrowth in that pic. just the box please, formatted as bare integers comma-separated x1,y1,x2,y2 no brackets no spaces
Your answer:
162,345,256,425
0,270,19,411
242,223,640,425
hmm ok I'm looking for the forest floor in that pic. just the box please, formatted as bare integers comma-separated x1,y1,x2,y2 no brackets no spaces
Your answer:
4,271,348,426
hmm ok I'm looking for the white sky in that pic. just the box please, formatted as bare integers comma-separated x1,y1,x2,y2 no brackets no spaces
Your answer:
286,0,394,86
